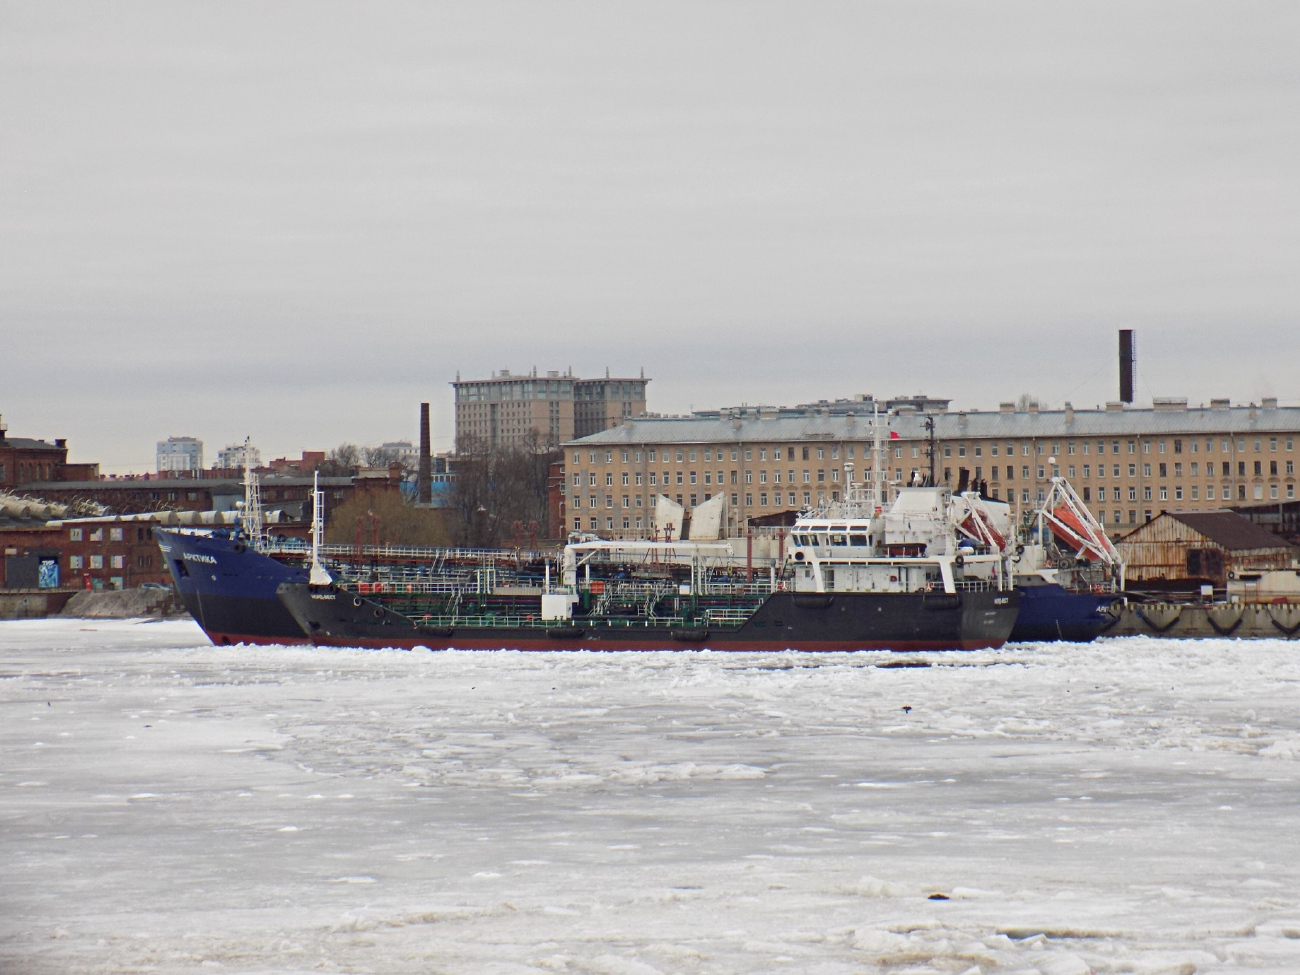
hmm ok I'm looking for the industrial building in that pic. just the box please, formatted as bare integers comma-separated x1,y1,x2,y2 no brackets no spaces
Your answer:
1117,510,1298,589
560,398,1300,537
453,368,649,449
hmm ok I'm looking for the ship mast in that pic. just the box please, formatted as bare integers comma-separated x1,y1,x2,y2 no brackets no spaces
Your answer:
308,471,333,585
241,436,266,552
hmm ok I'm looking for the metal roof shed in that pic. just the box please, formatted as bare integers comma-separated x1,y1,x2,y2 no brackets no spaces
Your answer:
1117,510,1297,586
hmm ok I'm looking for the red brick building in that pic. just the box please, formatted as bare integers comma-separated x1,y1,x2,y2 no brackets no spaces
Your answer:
0,414,99,490
0,518,168,590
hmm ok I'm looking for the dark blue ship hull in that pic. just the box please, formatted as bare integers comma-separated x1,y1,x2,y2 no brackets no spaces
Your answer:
1010,581,1121,643
154,527,310,645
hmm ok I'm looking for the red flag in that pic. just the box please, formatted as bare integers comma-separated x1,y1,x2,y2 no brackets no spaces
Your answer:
889,430,900,439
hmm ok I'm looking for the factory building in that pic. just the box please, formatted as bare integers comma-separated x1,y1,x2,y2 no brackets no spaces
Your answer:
560,398,1300,538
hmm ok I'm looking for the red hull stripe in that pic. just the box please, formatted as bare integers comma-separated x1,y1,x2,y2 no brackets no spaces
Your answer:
204,631,313,647
306,637,1007,652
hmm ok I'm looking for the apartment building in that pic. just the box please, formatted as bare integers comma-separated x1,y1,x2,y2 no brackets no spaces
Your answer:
453,369,649,449
561,398,1300,536
157,436,203,473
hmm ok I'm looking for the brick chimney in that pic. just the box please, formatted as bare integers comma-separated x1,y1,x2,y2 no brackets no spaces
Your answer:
417,402,432,504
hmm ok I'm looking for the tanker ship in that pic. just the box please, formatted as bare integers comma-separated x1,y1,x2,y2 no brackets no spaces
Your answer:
277,475,1021,652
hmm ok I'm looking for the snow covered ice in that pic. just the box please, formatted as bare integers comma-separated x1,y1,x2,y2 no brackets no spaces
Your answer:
3,619,1300,974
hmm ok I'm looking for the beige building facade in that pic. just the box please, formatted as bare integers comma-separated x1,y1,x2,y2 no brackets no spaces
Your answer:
453,369,649,449
561,398,1300,537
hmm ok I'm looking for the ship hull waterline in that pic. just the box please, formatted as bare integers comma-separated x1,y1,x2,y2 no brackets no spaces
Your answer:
277,583,1021,653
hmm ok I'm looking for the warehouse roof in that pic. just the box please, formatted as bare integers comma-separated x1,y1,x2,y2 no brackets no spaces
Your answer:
1,437,65,451
565,404,1300,447
1165,511,1297,553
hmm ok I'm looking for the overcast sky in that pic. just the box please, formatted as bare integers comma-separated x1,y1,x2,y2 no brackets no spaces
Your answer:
3,2,1298,472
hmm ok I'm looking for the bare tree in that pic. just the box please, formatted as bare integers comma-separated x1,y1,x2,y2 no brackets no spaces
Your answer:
363,445,402,470
449,433,558,547
317,443,362,476
1016,393,1047,411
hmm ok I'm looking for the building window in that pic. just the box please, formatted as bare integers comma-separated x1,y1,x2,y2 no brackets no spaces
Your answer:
70,528,82,541
621,472,629,485
111,555,124,569
69,555,83,569
1144,486,1152,501
1207,485,1215,500
1254,485,1264,499
745,493,753,506
90,555,104,569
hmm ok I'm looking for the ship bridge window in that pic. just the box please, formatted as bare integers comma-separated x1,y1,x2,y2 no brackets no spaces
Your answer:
830,533,847,546
850,534,869,546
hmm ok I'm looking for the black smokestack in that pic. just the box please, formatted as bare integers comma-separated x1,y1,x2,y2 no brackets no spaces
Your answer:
418,402,432,504
1119,329,1135,404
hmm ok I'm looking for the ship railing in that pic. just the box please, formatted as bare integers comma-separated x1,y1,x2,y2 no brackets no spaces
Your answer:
408,614,742,630
265,540,559,564
952,580,996,592
702,608,753,625
346,580,470,596
700,581,776,596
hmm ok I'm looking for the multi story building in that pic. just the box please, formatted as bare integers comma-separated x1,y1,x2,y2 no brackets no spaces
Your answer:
453,369,649,449
157,436,203,473
216,443,261,470
561,398,1300,537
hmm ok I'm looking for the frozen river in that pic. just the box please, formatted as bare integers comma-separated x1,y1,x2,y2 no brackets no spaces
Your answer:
2,619,1299,974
